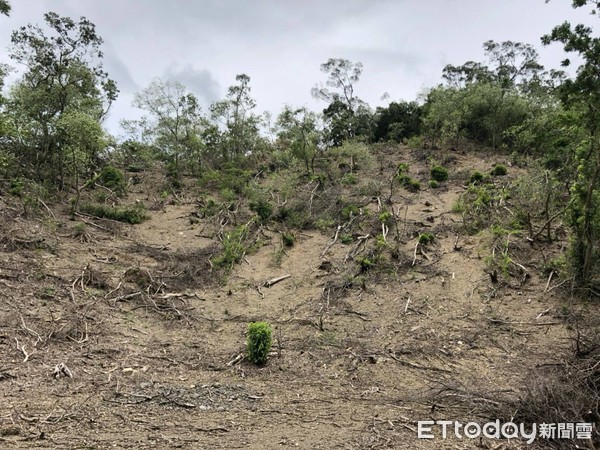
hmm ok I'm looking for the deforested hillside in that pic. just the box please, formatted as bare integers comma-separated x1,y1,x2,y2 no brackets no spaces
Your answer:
0,1,599,448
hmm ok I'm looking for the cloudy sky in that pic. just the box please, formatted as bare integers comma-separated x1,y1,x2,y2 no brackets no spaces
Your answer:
0,0,597,135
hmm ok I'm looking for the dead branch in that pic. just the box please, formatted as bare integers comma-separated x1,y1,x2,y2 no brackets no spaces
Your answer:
52,363,73,379
263,274,291,288
344,234,370,262
38,199,56,220
342,309,372,321
387,351,451,373
487,317,562,326
320,225,342,258
227,353,245,366
544,271,554,293
412,242,419,266
14,338,32,363
19,314,43,346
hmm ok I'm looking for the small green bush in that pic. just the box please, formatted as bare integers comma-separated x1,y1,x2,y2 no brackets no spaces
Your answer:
211,224,249,269
430,165,449,182
80,203,148,224
282,232,295,247
407,135,423,149
398,175,420,192
356,256,375,271
490,164,508,176
249,199,273,222
418,232,434,245
428,180,439,189
247,321,272,365
379,211,393,224
469,171,485,184
98,165,126,195
341,205,360,220
340,234,354,245
341,173,358,185
9,178,24,197
396,163,410,176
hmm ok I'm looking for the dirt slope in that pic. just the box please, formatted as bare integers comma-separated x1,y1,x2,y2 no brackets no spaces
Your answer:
0,145,573,449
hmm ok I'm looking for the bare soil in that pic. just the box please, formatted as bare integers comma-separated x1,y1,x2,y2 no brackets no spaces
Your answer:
0,146,574,449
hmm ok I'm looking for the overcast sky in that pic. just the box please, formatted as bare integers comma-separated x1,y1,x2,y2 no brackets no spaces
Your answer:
0,0,597,135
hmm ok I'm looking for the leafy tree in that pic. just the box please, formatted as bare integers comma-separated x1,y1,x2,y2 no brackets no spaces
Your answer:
543,4,600,286
312,58,372,145
312,58,363,111
374,101,422,142
210,74,262,162
424,40,547,149
276,106,321,174
0,0,10,16
6,12,117,189
132,78,206,177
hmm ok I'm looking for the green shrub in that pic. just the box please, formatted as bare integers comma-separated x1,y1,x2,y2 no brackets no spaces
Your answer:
341,173,358,185
9,178,24,197
211,224,249,269
329,141,375,172
407,135,424,149
418,232,434,245
249,199,273,222
379,211,393,224
341,205,360,220
274,206,310,229
282,232,295,247
396,163,410,176
356,256,375,271
398,174,420,192
490,164,508,176
430,165,449,182
469,170,485,184
314,217,335,230
80,203,148,224
428,180,439,189
98,165,125,195
247,321,272,365
340,234,354,245
199,167,253,194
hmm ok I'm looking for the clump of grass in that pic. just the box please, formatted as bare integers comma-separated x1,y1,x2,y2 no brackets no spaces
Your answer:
356,256,376,271
490,164,508,176
469,170,485,184
80,203,148,224
396,164,420,192
418,232,434,245
211,224,249,269
341,173,358,185
282,232,295,247
398,175,420,192
340,234,354,245
249,199,273,222
430,165,449,182
428,180,439,189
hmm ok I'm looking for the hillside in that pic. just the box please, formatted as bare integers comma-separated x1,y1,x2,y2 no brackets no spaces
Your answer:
0,143,588,449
